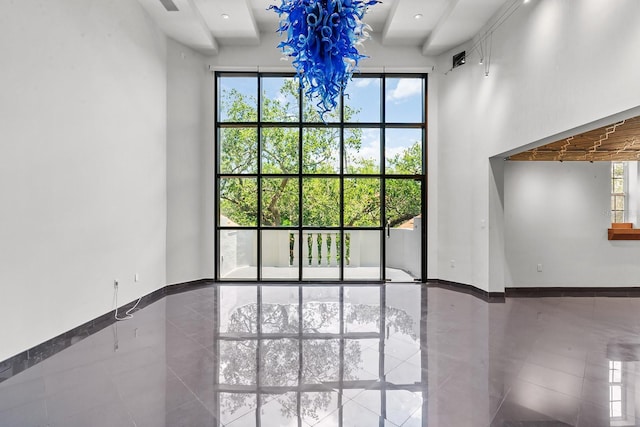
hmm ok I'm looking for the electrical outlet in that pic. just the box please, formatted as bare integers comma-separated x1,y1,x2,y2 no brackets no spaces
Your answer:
450,259,455,268
114,280,119,288
537,264,543,272
134,274,139,282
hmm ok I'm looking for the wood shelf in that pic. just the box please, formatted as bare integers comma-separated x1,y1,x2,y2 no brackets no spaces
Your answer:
608,223,640,240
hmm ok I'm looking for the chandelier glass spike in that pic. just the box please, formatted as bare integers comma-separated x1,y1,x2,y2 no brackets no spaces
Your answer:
270,0,380,120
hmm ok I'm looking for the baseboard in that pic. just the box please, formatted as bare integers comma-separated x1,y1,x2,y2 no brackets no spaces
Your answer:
426,281,640,299
0,278,213,384
426,279,506,303
505,286,640,297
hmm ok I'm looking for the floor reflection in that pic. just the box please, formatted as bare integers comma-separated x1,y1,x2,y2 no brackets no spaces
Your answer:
4,284,640,426
213,285,426,426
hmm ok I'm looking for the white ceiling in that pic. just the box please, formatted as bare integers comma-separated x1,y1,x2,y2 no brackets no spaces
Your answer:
136,0,510,56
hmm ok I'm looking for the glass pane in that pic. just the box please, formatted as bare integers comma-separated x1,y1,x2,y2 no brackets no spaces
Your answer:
613,162,625,178
219,286,257,333
385,77,424,123
303,178,340,227
261,287,299,333
261,76,299,122
219,177,257,226
343,231,381,280
611,197,616,211
302,287,340,333
261,339,299,386
344,77,381,122
615,211,624,223
344,178,381,227
345,128,381,174
386,179,422,281
302,128,340,174
615,196,625,210
261,230,299,280
219,230,257,280
385,128,423,174
302,95,341,123
386,179,422,227
219,128,257,174
261,127,299,174
301,231,341,280
218,77,257,122
613,179,624,194
261,178,299,226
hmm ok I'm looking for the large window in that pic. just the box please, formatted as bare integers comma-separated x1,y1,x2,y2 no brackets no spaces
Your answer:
215,72,426,282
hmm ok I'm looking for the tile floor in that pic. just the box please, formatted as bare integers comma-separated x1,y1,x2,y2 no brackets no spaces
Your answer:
1,284,639,426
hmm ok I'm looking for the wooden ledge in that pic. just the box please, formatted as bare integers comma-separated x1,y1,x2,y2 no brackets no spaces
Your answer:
609,224,640,240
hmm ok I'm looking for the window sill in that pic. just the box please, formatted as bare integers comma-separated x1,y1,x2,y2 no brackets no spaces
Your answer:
608,223,640,240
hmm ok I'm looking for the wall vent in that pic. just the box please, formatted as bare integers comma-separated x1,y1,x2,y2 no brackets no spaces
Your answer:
452,51,466,69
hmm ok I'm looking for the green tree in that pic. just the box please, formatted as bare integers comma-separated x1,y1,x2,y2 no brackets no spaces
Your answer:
219,81,422,229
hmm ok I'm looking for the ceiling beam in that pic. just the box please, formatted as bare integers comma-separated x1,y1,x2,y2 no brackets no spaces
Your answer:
422,0,509,56
136,0,218,55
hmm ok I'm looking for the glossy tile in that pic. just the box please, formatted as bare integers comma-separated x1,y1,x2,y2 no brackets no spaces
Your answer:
5,283,640,426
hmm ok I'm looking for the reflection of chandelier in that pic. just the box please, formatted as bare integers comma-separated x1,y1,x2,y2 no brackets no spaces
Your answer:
270,0,380,120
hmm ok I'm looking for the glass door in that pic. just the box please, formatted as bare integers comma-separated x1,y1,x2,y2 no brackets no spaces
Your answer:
385,178,423,282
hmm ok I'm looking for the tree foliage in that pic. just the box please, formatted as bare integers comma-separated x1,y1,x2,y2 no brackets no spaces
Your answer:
219,80,422,228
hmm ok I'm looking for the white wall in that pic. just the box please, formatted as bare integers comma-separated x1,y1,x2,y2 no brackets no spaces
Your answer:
435,0,640,292
505,161,640,287
0,0,167,362
166,39,214,284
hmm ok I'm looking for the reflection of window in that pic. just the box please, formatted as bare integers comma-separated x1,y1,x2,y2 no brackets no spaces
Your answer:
611,162,626,223
214,285,426,425
609,360,624,419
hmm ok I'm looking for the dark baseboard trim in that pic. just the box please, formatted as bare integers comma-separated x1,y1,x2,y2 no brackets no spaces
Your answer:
0,278,214,384
426,279,506,303
505,286,640,298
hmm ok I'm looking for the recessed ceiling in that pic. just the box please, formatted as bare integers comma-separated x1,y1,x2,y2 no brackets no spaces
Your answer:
508,116,640,162
136,0,511,55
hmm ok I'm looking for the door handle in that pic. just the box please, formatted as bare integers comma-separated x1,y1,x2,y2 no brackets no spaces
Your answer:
386,219,391,237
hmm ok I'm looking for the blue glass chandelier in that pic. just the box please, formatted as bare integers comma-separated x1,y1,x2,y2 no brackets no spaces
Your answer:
270,0,380,120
